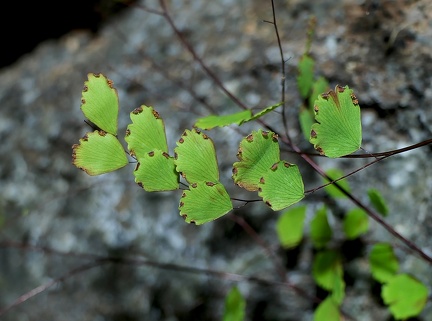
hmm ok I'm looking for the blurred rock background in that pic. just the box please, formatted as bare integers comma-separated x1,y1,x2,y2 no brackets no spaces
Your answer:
0,0,431,320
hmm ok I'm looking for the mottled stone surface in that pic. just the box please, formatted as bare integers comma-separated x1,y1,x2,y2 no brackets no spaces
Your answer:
0,1,431,320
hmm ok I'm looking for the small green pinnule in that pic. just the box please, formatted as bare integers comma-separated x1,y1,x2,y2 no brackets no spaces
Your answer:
174,128,219,184
194,102,283,130
309,85,362,158
382,274,428,320
296,54,315,99
258,161,304,211
194,110,252,130
276,206,307,249
125,105,169,160
80,73,119,136
369,243,399,284
232,129,280,191
72,130,128,176
343,208,369,239
133,149,179,192
179,181,233,225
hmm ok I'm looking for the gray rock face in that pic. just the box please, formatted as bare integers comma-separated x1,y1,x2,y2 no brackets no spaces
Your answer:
0,1,431,320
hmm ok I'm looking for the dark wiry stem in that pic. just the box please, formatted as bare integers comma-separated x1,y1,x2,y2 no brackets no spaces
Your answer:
159,0,250,112
267,0,290,140
0,261,107,316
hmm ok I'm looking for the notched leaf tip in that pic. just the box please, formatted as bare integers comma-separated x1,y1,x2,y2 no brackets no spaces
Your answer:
97,130,107,137
311,129,317,138
335,84,345,93
350,93,359,105
152,109,161,119
236,149,243,160
71,146,78,162
232,167,238,175
283,161,292,168
106,79,114,89
81,133,89,142
132,106,143,115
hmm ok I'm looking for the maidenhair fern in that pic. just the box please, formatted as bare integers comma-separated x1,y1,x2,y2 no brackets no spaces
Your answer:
71,28,429,319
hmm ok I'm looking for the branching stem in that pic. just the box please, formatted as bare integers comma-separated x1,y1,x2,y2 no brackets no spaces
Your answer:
288,141,432,264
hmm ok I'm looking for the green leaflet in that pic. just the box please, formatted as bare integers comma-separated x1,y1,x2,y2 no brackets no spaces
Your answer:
194,102,283,130
222,286,246,321
125,105,169,159
194,110,252,129
276,205,306,248
80,73,119,135
132,150,179,192
310,206,332,249
258,161,305,211
179,181,232,225
367,188,389,216
312,250,345,304
313,297,341,321
232,129,280,191
174,129,220,183
343,208,369,239
382,274,428,320
310,85,362,158
369,243,399,284
297,55,315,99
72,130,128,176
